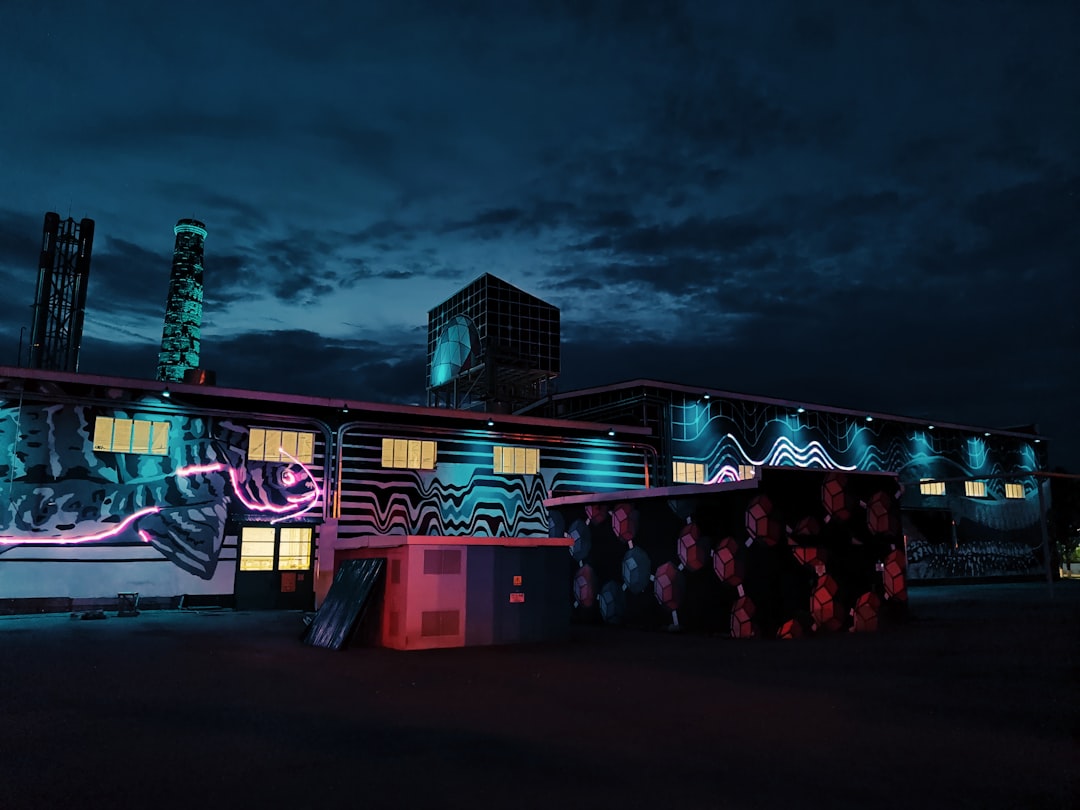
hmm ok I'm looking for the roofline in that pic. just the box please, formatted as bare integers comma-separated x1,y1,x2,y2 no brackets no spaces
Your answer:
546,378,1046,442
0,365,651,437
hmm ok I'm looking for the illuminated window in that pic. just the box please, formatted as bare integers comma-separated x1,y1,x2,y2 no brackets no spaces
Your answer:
673,461,705,483
381,438,437,470
493,446,539,475
93,416,170,455
920,479,945,496
249,428,315,463
737,464,757,481
965,481,986,498
1004,483,1024,499
239,527,276,571
239,525,312,571
278,526,313,570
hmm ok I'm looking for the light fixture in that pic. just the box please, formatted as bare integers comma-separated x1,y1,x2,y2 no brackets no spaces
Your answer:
702,393,711,401
865,415,873,422
162,387,171,399
607,428,616,437
984,432,991,437
1034,438,1041,444
342,403,349,414
928,425,935,430
796,407,805,414
487,418,495,427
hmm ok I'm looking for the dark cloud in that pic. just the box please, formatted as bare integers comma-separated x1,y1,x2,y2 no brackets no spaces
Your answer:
1,0,1076,467
199,328,427,404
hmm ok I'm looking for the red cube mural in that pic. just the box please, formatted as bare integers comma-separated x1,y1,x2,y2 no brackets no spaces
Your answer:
677,523,708,571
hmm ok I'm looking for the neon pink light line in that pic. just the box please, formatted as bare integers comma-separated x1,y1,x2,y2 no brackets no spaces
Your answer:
0,506,162,546
2,448,323,548
176,463,226,476
272,448,321,524
225,447,322,524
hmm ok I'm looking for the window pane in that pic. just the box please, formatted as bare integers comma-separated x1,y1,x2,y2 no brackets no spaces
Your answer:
421,441,436,469
493,446,504,473
278,526,312,570
131,420,151,454
514,447,526,473
920,479,945,496
526,448,539,475
239,527,276,571
381,438,394,467
112,419,134,453
263,430,282,462
296,432,314,463
250,428,267,462
1005,483,1024,499
408,440,421,469
93,417,114,451
279,430,299,461
393,439,408,468
150,421,169,455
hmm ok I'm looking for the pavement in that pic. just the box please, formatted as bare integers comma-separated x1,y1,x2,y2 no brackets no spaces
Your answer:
1,581,1077,810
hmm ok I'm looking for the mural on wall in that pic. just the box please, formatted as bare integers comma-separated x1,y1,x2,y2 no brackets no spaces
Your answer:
551,469,909,638
336,429,647,543
0,396,322,581
671,399,1044,579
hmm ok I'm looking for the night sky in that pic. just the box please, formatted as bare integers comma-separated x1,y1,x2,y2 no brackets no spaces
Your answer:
1,2,1077,467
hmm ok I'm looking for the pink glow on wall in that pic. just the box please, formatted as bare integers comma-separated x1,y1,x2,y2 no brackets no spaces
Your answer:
226,447,322,524
1,446,322,549
176,462,226,476
0,506,162,546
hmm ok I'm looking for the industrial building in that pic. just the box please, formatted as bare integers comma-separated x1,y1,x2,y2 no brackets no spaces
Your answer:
4,219,1051,644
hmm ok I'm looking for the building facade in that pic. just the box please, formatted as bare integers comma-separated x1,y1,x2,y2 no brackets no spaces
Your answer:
524,380,1049,581
0,366,650,639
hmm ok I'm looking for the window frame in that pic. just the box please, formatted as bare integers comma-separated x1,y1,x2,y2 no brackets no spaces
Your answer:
964,480,987,498
493,445,540,475
249,427,315,464
1004,482,1025,500
92,416,170,456
381,438,437,470
673,460,705,484
920,478,946,496
239,524,313,572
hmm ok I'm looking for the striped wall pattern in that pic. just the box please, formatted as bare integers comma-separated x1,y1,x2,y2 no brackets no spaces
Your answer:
336,428,647,543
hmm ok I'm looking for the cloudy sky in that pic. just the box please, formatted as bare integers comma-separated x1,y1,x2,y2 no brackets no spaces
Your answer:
1,1,1077,467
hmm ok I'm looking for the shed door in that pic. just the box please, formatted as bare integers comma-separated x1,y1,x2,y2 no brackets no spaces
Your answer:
235,525,315,610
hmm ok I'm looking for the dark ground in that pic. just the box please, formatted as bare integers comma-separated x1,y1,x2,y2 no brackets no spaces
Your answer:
1,582,1077,810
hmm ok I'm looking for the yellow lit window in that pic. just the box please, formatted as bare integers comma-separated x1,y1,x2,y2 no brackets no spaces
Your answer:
1004,483,1024,499
737,464,756,481
964,480,986,498
673,461,705,484
278,526,313,570
920,479,945,496
493,446,539,475
249,428,315,463
239,527,276,571
381,438,437,470
92,416,169,455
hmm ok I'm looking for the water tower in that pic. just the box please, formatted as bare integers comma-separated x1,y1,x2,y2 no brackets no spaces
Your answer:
426,274,559,413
